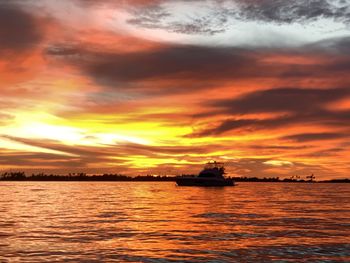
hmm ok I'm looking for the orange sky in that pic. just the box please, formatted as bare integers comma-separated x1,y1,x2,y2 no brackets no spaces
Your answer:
0,0,350,179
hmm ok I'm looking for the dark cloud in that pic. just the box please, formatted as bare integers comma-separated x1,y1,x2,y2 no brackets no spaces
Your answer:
0,3,42,53
191,88,350,136
249,145,309,150
197,112,350,136
303,147,345,157
308,36,350,55
330,37,350,55
282,132,349,142
236,0,350,24
46,38,350,94
77,45,259,86
167,18,227,35
212,88,350,114
0,150,85,168
190,117,290,136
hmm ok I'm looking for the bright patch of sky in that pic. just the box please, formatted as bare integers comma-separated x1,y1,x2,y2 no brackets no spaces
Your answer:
119,0,350,48
20,0,350,48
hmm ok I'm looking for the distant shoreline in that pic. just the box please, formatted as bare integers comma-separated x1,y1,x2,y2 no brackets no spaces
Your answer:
0,172,349,183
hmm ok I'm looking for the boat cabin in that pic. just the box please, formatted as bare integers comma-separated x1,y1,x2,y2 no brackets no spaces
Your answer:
198,161,225,178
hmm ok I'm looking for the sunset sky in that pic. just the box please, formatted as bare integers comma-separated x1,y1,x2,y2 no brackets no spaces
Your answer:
1,0,349,179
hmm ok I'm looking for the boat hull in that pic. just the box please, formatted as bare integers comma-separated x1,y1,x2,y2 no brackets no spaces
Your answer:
175,177,234,187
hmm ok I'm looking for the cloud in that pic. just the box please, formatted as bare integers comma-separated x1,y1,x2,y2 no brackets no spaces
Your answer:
53,42,350,94
0,150,84,168
76,0,162,6
236,0,350,24
127,3,229,35
307,36,350,55
330,37,350,55
0,3,42,53
303,147,345,157
0,136,334,179
48,44,267,92
249,145,309,150
46,44,82,56
212,87,350,114
123,0,350,39
225,157,330,179
127,4,171,28
83,46,256,83
2,134,218,159
189,117,288,136
191,88,350,136
282,132,349,142
46,34,350,95
1,135,209,163
205,109,350,136
0,113,15,125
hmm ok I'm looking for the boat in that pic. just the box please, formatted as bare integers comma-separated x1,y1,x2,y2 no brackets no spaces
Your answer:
175,161,234,187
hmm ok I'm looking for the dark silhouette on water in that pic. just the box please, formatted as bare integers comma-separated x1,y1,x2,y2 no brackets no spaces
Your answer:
0,172,174,182
0,171,348,183
175,161,234,186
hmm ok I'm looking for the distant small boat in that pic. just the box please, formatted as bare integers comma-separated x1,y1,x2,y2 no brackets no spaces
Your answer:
176,161,234,187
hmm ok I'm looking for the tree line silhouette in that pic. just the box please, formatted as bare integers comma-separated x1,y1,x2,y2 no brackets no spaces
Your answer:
0,172,348,183
0,172,173,181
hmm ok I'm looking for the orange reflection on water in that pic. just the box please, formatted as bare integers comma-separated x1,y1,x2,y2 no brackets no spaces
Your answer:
0,182,349,261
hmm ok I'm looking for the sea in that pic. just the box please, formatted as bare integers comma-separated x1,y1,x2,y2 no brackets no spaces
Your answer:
0,182,349,262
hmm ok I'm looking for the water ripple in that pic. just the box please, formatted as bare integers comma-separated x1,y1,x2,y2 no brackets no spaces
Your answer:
0,182,349,262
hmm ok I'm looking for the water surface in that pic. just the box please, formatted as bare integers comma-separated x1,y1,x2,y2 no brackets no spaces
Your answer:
0,182,349,262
